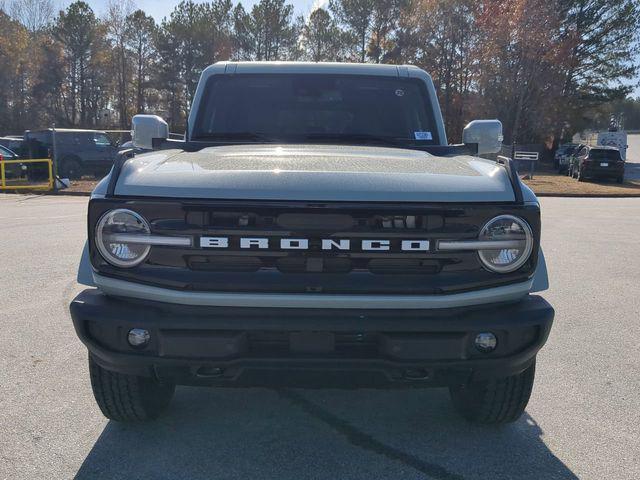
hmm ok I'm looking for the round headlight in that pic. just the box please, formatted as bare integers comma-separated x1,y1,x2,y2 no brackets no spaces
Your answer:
95,209,151,268
478,215,533,273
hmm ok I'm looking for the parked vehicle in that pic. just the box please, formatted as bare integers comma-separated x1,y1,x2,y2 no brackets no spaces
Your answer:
554,143,579,173
569,145,625,182
70,62,554,425
24,129,119,179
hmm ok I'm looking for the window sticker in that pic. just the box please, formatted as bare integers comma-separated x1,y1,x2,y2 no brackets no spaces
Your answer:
414,131,432,141
395,89,405,97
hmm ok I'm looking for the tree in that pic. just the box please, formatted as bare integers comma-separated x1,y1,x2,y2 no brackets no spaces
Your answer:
367,0,405,63
557,0,640,133
106,0,135,128
199,0,234,64
396,0,478,139
301,7,345,61
233,0,299,61
125,10,156,114
329,0,374,62
54,1,109,126
0,10,31,132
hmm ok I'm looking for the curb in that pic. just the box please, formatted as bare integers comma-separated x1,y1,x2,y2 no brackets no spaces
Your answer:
535,193,640,198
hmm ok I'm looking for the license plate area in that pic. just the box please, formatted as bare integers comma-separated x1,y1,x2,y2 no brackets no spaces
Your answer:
600,162,609,167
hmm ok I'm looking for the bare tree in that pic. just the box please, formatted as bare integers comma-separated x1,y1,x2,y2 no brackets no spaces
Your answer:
9,0,54,32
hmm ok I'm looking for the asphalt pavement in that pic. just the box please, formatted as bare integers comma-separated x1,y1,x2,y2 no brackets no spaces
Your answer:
0,195,639,480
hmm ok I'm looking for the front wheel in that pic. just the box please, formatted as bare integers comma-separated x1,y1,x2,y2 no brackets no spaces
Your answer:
449,361,535,424
88,355,175,422
59,157,82,180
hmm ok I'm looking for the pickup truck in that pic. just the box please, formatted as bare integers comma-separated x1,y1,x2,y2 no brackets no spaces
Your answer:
70,62,554,424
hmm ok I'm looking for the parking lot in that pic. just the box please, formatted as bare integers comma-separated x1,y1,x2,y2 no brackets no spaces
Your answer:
1,194,639,480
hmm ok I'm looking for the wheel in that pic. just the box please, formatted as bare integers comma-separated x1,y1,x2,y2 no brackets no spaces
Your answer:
449,361,535,424
88,355,175,422
59,157,82,180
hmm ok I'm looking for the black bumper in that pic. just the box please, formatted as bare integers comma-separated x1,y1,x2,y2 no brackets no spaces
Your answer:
70,290,554,388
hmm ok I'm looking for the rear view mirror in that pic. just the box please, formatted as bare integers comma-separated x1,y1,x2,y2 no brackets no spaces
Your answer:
132,115,169,150
463,120,503,155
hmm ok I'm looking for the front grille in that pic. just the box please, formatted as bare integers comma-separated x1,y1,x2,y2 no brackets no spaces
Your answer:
89,199,540,294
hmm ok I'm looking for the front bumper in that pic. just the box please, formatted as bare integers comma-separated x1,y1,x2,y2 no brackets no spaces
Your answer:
70,290,554,388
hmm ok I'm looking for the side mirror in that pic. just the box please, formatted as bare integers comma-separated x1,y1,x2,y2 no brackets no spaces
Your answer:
462,120,503,155
132,114,169,150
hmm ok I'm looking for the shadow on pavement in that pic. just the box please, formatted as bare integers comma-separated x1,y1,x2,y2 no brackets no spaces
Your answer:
75,386,578,480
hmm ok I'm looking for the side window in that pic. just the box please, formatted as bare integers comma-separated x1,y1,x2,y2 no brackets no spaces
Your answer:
93,133,112,146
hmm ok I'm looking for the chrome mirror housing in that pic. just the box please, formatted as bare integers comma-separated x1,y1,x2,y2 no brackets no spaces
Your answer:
132,115,169,150
463,120,503,155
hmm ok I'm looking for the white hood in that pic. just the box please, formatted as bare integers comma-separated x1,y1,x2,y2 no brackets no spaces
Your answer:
113,144,516,202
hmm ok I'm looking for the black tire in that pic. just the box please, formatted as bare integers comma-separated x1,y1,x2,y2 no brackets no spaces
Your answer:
616,176,623,184
59,157,83,180
449,361,535,424
88,355,175,422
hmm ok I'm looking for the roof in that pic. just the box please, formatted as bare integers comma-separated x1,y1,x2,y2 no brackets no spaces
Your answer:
25,129,107,134
208,61,421,78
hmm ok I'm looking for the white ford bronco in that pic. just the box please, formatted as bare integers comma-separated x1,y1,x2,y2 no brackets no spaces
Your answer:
70,62,553,424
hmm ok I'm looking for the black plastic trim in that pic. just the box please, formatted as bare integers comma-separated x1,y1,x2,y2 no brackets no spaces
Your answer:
497,156,524,204
70,289,554,387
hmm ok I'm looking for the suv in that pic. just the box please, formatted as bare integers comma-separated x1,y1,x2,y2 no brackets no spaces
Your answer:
70,62,554,424
569,145,625,183
24,129,119,179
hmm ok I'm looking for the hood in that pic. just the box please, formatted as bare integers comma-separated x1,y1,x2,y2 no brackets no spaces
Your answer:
114,144,516,202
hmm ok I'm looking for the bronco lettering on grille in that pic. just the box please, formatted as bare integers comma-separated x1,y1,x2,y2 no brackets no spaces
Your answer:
199,237,430,252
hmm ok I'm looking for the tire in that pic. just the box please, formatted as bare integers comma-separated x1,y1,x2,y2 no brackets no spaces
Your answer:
616,176,623,184
59,157,83,180
449,361,535,424
88,355,175,422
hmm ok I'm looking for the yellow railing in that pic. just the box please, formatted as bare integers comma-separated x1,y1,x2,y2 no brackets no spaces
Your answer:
0,158,54,191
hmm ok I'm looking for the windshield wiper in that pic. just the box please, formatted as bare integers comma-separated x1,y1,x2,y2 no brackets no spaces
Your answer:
301,133,404,147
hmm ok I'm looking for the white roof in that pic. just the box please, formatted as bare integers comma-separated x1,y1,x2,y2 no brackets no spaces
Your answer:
206,61,423,77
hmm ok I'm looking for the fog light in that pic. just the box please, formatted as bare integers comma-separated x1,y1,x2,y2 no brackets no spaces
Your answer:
474,332,497,353
127,328,150,347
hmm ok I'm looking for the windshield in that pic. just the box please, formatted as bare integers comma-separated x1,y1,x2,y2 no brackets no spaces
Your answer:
192,74,440,147
589,149,621,161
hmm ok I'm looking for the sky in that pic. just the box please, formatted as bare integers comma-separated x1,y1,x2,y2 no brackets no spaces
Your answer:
60,0,328,20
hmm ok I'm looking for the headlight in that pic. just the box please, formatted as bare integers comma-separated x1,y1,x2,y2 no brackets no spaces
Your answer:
477,215,533,273
95,209,151,268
